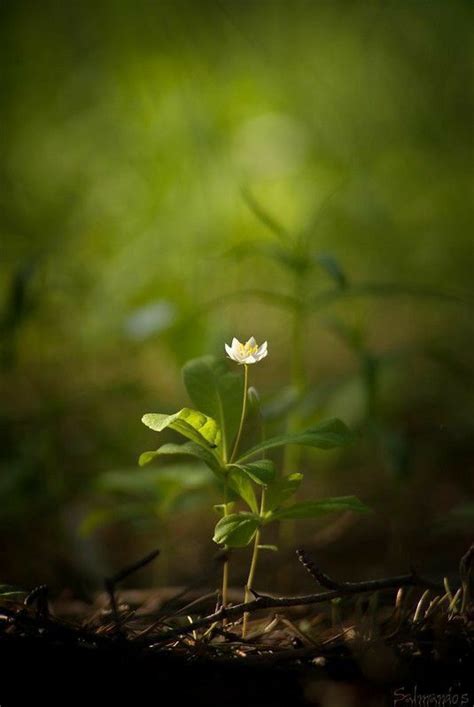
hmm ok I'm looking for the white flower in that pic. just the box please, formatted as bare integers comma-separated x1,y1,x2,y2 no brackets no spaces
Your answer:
225,337,268,365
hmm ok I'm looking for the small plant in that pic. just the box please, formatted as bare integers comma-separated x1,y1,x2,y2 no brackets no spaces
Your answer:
139,337,369,636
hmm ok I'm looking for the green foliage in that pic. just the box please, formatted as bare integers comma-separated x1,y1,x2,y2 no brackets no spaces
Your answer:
139,352,368,552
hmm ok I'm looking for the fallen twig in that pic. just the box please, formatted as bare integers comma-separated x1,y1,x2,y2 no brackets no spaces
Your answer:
145,567,440,645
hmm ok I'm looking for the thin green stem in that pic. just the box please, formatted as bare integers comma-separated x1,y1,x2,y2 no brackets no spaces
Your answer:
230,364,249,463
242,488,265,638
222,363,249,615
221,479,229,612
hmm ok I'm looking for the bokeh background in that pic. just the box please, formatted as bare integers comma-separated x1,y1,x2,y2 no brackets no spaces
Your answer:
1,0,473,596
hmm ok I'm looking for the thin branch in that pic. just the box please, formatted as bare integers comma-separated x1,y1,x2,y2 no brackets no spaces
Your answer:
108,548,160,585
296,549,442,593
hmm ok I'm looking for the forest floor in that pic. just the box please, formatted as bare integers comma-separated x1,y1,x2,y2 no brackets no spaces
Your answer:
0,547,473,707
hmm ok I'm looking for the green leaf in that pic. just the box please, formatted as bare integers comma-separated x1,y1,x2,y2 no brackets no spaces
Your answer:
139,440,222,474
237,418,353,462
213,512,260,547
228,468,258,513
230,459,276,486
182,356,243,460
271,496,370,521
142,408,221,449
265,473,303,512
258,544,279,552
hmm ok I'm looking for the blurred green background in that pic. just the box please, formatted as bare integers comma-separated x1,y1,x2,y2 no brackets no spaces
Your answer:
1,0,473,595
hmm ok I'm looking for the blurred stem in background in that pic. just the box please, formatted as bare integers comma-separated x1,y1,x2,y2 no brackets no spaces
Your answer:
280,271,309,551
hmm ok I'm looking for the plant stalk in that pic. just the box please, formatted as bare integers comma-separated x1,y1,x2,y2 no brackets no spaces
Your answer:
223,363,249,614
221,480,229,611
242,488,265,638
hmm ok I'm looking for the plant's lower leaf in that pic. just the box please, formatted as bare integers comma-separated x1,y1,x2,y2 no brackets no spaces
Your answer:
213,512,260,547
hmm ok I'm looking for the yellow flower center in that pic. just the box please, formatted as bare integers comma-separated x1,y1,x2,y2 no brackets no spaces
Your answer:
240,342,258,356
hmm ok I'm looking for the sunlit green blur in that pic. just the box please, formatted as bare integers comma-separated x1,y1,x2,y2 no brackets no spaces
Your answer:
1,0,473,592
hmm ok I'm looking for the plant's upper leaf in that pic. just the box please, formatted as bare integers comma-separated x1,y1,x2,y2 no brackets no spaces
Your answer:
271,496,370,520
139,440,221,473
182,356,242,459
237,418,354,461
213,512,260,547
142,408,221,449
